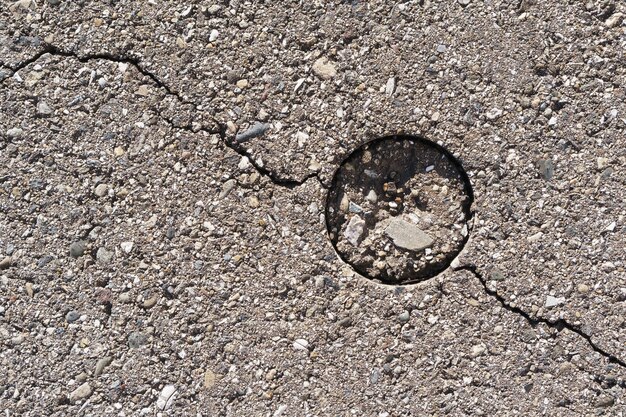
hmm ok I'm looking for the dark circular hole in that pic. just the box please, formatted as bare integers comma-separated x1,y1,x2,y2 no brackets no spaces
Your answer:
325,135,473,285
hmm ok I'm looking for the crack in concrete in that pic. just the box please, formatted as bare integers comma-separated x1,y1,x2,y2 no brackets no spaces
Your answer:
6,46,626,379
455,264,626,381
2,44,327,190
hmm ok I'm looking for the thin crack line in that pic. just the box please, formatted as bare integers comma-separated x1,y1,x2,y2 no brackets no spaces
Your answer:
3,44,326,190
455,264,626,378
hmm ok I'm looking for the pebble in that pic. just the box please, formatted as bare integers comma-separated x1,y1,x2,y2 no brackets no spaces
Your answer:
0,256,12,270
605,12,624,28
96,247,114,264
545,295,565,308
577,284,589,294
95,356,112,376
94,183,109,197
219,179,237,198
142,295,158,309
471,344,486,357
348,202,363,213
236,79,249,89
265,368,277,381
128,332,147,348
235,122,269,143
436,44,446,53
398,311,410,323
204,369,217,389
156,385,177,410
385,218,434,251
69,382,92,403
385,77,396,96
537,159,554,180
293,338,309,350
120,241,134,253
238,156,250,170
344,215,366,246
486,108,503,120
113,146,125,156
458,0,471,5
365,190,378,203
312,57,337,80
209,29,219,42
36,100,53,116
6,127,23,138
69,240,87,258
65,311,80,323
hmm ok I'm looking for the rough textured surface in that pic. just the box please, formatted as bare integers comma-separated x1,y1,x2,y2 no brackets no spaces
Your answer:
1,1,626,415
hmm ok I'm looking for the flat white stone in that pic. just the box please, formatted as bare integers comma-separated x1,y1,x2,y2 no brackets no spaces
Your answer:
385,218,434,251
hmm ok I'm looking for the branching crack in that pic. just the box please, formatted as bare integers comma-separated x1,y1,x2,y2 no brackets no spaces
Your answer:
455,264,626,380
2,44,327,190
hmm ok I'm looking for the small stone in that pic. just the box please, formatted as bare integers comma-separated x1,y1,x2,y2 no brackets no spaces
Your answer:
293,338,309,350
6,127,23,138
156,385,177,411
65,311,80,323
113,146,125,157
120,241,133,253
398,311,410,323
96,247,114,264
577,284,590,294
37,101,54,116
238,156,250,170
204,369,217,389
235,122,270,143
486,108,503,120
365,190,378,203
69,382,92,403
596,395,615,408
142,295,158,309
597,157,609,170
94,183,109,197
136,85,150,96
265,369,277,381
471,344,486,357
385,77,396,96
0,256,12,270
458,0,471,5
219,179,237,198
69,240,87,258
605,12,624,28
385,218,434,252
128,332,147,349
545,295,565,308
436,44,446,53
537,159,554,180
312,57,337,80
344,215,366,246
348,202,363,213
236,79,249,89
95,356,112,376
209,29,219,42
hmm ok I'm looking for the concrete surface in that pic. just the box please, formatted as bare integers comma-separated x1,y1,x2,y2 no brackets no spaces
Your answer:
1,0,625,415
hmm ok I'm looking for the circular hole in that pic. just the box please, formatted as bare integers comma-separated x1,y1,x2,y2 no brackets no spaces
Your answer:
325,135,473,285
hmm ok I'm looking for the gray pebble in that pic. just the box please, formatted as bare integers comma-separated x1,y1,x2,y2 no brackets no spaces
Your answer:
398,310,410,322
0,256,12,270
65,311,80,323
458,0,471,5
37,255,54,268
166,227,176,240
36,100,54,116
6,127,23,138
94,356,112,376
348,202,363,213
96,247,114,264
235,122,270,143
69,382,92,403
537,159,554,180
128,332,147,349
69,240,87,258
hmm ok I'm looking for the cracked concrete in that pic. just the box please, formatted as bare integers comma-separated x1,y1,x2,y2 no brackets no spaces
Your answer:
1,0,626,415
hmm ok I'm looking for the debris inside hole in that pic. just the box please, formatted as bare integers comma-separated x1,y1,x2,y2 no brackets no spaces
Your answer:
325,135,473,285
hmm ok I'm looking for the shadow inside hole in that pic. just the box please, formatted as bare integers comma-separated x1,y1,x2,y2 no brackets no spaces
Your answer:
325,134,474,285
